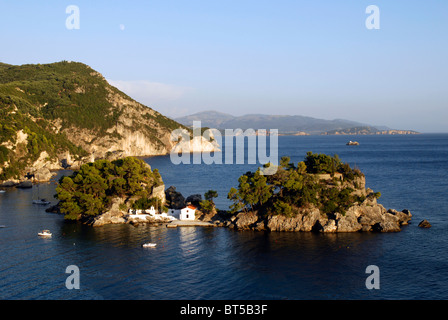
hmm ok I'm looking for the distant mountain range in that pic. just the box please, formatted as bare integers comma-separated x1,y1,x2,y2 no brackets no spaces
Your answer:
175,111,419,135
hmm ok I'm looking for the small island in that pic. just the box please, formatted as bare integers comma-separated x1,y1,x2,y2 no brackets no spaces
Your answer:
52,153,411,233
217,152,411,232
53,157,167,225
322,126,420,135
51,156,219,227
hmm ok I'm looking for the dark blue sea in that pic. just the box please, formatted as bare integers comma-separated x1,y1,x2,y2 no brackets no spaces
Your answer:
1,134,448,300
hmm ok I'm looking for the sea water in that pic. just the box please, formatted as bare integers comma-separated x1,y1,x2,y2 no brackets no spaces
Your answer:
1,134,447,299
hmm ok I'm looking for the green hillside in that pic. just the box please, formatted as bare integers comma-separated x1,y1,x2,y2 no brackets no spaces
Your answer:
0,61,186,181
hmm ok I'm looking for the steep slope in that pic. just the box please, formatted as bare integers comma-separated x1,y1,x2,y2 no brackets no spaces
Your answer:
0,61,213,182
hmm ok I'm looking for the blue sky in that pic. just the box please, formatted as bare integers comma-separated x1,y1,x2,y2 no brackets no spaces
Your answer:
0,1,447,132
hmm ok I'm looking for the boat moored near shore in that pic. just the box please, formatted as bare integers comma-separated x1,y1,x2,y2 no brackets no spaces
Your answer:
38,230,52,237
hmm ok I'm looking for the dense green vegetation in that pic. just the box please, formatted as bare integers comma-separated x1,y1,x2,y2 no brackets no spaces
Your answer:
131,196,168,213
0,61,125,133
0,60,188,181
0,104,87,180
199,190,218,214
55,157,163,220
228,152,367,217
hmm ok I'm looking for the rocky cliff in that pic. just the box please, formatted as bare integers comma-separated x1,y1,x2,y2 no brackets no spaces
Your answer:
0,61,219,184
221,198,412,233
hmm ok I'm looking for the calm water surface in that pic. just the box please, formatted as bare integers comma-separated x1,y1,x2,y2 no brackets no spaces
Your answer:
1,134,447,299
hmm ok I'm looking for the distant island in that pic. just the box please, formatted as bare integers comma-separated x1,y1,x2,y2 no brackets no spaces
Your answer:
175,111,419,136
321,126,419,135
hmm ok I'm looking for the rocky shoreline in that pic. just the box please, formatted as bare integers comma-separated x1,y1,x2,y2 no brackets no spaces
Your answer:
38,152,415,233
0,165,59,188
210,202,412,233
46,184,413,233
0,135,219,188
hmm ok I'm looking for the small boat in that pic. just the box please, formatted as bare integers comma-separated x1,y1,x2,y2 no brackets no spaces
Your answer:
33,199,51,205
38,230,52,237
32,184,50,205
0,190,5,193
142,243,157,248
346,140,360,146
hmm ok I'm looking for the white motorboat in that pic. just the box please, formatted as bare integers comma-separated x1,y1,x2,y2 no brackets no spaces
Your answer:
142,243,157,248
38,230,52,237
0,190,5,193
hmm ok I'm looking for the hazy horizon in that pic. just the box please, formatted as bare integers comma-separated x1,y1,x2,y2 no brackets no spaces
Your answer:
171,109,432,133
1,1,447,133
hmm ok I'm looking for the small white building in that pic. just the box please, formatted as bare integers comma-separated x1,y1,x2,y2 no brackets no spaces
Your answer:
128,206,176,221
147,206,156,215
128,208,147,220
179,205,197,221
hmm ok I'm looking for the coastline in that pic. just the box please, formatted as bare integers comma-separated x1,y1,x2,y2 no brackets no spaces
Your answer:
58,197,412,233
24,147,414,233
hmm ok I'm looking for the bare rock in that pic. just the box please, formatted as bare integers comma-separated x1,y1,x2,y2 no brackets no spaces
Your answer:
336,211,362,232
34,167,57,182
16,180,33,188
266,214,303,232
90,198,126,227
254,220,266,231
372,219,402,232
357,204,386,231
418,219,431,228
185,194,202,206
388,209,412,226
233,211,259,230
300,208,321,232
165,186,185,209
0,180,19,187
321,219,338,233
151,184,166,204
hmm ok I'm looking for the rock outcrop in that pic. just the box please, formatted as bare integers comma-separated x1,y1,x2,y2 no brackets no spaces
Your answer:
86,198,127,227
15,180,33,188
185,194,202,206
418,219,431,228
223,198,412,233
165,186,186,209
151,185,166,204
